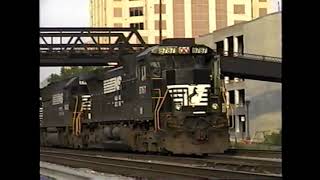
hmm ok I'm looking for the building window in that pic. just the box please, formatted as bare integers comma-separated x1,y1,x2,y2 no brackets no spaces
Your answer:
130,7,143,17
234,5,245,14
227,36,234,56
114,8,122,17
216,41,224,55
114,23,122,27
237,35,244,55
154,4,166,14
239,89,245,106
259,8,267,16
229,90,235,104
154,20,167,30
130,23,144,30
234,20,245,24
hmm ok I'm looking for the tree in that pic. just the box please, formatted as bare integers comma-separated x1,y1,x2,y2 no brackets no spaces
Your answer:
47,66,103,84
47,73,61,83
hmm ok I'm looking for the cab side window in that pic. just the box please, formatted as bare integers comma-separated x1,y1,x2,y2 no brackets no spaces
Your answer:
140,65,146,81
150,62,161,77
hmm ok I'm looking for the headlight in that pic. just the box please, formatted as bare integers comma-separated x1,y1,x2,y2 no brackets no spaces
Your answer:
175,104,182,111
212,103,219,110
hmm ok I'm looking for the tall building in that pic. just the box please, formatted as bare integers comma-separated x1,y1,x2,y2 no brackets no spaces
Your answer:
90,0,275,44
252,0,275,19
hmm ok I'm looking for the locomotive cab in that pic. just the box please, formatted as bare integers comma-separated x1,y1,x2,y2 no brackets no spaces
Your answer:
145,44,225,120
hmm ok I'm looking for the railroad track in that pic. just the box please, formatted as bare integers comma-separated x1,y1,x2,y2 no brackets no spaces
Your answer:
40,148,282,179
41,147,282,174
225,148,282,159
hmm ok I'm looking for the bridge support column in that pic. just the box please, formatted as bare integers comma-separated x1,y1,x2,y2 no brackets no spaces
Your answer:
233,36,238,56
233,36,240,81
226,91,230,106
234,89,240,142
245,101,250,139
234,89,239,106
223,38,228,56
235,115,240,141
224,76,229,84
245,117,249,139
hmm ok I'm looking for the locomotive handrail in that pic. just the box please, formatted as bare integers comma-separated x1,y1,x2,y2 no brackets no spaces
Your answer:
217,51,282,63
72,96,79,135
76,105,83,136
156,89,169,131
153,89,162,132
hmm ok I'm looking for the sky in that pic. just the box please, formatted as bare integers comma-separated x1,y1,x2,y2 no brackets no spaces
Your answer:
39,0,281,83
39,0,90,82
272,0,282,12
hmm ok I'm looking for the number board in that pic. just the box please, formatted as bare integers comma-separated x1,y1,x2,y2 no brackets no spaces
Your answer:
158,46,177,55
191,47,208,54
152,46,210,55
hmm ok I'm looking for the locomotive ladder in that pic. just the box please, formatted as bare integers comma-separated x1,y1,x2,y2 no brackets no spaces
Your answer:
154,89,169,131
72,96,83,136
153,89,162,131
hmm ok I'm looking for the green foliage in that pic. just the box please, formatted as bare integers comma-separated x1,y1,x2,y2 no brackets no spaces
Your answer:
47,73,60,83
47,66,103,84
263,130,281,145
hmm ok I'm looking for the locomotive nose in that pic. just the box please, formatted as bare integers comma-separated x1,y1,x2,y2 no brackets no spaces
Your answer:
165,68,212,113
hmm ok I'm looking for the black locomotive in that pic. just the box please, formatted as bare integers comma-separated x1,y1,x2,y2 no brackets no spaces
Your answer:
40,39,229,155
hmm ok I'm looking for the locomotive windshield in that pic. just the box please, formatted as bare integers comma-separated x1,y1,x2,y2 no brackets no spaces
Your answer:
148,54,211,79
149,45,213,69
168,55,210,69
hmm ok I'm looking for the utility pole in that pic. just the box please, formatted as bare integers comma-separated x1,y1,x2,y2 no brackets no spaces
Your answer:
245,100,250,140
159,0,162,43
